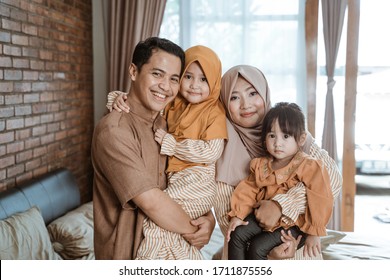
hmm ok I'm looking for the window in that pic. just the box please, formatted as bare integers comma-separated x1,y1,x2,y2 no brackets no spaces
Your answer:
160,0,307,109
315,0,390,173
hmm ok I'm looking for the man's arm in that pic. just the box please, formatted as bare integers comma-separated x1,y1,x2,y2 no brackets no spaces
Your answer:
133,187,197,234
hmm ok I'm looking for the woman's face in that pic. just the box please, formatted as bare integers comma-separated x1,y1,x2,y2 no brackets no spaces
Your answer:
228,76,265,128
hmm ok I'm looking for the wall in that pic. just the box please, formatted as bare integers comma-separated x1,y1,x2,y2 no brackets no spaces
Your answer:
0,0,93,202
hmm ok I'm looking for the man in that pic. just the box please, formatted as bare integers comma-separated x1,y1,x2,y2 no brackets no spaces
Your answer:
91,37,214,259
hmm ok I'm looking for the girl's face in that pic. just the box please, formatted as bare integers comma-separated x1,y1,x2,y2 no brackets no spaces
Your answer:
265,119,305,162
180,61,210,104
228,76,265,128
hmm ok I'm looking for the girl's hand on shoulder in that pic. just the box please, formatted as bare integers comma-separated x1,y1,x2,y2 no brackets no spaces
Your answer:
113,91,129,113
154,128,167,145
303,235,321,257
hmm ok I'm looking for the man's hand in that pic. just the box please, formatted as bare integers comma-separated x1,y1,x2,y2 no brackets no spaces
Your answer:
303,235,321,257
254,200,281,229
267,230,302,260
183,211,215,250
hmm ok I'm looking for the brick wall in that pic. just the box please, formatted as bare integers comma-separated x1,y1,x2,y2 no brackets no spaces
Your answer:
0,0,93,202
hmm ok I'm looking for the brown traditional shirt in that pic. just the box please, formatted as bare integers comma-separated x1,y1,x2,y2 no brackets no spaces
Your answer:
91,104,166,259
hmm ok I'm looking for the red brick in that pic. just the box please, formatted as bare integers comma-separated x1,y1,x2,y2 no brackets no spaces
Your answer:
32,124,47,136
0,170,6,181
6,118,24,130
4,69,22,80
15,128,31,140
0,82,13,92
25,158,41,171
24,115,40,127
0,155,15,170
33,166,47,177
13,58,29,68
22,47,38,58
24,137,40,149
0,131,14,144
22,23,38,36
3,45,22,56
7,163,25,177
0,57,12,67
5,94,22,105
12,34,29,46
7,141,25,153
15,105,32,115
23,71,39,80
16,171,33,184
16,150,33,163
32,103,47,114
14,82,31,92
40,133,54,144
2,18,21,32
0,107,14,118
30,60,45,70
33,146,47,157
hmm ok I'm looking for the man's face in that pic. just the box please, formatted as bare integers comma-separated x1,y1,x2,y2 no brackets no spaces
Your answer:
129,49,182,115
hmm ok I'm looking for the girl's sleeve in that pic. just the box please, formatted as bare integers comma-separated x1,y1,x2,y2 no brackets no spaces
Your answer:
160,134,225,164
106,91,127,111
228,159,261,220
297,158,334,236
272,140,342,224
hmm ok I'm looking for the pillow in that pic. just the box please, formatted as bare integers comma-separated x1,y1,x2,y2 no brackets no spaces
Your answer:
47,201,94,259
320,229,346,250
0,206,61,260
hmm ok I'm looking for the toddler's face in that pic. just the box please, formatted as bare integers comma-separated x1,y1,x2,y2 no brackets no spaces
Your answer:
180,62,210,104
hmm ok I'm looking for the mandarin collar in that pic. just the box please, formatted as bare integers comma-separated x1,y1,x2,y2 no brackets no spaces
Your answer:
127,99,160,122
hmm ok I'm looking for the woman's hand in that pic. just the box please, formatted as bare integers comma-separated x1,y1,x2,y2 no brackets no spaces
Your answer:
154,129,167,145
267,230,302,259
303,235,321,257
226,217,248,242
182,211,215,250
113,92,130,113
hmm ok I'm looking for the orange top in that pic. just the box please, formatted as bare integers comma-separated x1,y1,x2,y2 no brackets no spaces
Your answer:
164,45,228,172
229,151,333,236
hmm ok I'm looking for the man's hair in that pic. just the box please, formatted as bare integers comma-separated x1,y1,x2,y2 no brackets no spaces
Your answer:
261,102,306,144
132,37,185,75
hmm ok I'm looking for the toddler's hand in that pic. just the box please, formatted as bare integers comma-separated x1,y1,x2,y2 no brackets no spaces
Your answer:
303,235,321,257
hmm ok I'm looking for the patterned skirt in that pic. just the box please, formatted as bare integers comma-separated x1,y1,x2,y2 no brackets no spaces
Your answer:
136,165,217,260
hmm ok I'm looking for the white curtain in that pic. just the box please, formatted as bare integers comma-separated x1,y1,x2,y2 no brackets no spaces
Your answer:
321,0,347,230
161,0,307,108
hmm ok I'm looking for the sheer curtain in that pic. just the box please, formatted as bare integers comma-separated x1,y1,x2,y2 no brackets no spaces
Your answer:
108,0,167,92
161,0,307,108
320,0,347,230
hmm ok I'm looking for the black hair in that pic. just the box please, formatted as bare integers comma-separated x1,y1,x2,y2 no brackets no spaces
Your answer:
132,37,185,76
261,102,306,145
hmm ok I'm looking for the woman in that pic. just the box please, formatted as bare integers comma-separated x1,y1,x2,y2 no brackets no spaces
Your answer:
214,65,342,260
